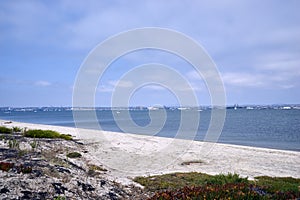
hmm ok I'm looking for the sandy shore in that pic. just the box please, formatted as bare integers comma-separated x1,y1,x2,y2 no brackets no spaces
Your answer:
1,120,299,183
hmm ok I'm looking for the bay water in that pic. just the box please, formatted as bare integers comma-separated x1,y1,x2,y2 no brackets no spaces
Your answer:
0,108,299,151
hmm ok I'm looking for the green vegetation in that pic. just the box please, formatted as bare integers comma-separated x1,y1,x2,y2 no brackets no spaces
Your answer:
24,129,72,140
66,152,82,158
30,139,39,151
87,164,107,176
53,196,66,200
134,172,300,199
0,126,23,133
8,138,20,149
0,126,11,133
207,172,249,185
149,183,266,200
134,172,211,192
12,126,22,132
88,164,107,172
255,176,300,192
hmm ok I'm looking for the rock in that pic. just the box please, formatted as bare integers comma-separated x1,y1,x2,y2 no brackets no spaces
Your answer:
77,181,95,192
0,187,9,193
31,169,43,177
21,190,32,199
52,183,68,194
100,180,106,187
55,165,71,174
108,191,118,200
0,133,151,199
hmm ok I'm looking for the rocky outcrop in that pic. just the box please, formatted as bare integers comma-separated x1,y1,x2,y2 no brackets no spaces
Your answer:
0,134,150,199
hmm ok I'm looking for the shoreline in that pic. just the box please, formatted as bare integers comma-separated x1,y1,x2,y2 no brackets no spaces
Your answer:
1,120,300,182
1,118,298,153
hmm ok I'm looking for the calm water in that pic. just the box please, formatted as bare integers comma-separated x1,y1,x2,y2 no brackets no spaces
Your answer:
0,109,299,151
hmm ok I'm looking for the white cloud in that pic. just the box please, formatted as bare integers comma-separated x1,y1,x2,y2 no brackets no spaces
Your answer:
222,73,264,87
257,52,300,74
186,70,201,80
97,80,133,93
97,77,203,94
109,80,133,88
142,84,165,91
34,81,52,87
220,50,300,90
222,71,298,90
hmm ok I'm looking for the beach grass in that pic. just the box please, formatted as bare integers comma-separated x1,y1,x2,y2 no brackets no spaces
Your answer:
0,126,12,133
24,129,72,140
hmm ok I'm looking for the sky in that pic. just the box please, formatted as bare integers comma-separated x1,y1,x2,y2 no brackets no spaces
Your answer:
0,0,300,107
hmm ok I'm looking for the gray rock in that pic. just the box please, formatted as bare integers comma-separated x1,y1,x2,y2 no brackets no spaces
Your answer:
0,134,151,199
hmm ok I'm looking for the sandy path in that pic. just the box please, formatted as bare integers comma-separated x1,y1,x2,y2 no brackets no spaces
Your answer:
1,120,299,183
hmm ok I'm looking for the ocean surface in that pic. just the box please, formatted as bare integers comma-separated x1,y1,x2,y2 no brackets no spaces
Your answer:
0,108,299,151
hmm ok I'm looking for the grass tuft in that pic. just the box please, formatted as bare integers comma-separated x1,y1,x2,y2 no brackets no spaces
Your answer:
12,126,22,132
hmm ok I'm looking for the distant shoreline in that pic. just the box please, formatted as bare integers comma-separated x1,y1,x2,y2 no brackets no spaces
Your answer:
1,104,300,111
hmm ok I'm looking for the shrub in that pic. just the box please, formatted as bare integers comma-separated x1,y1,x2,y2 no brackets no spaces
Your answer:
24,129,72,140
0,126,11,133
66,152,82,158
59,134,73,140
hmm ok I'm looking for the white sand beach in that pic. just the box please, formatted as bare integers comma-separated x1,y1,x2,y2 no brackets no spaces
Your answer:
1,120,299,184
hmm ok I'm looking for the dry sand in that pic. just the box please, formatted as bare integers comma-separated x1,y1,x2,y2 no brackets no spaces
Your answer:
1,120,299,183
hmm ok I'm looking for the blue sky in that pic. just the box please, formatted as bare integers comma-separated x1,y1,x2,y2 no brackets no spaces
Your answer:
0,0,299,107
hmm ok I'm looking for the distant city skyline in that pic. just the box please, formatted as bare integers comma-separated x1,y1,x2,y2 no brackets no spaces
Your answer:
1,1,299,107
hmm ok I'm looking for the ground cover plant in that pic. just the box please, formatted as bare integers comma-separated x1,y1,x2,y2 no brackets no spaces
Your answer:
134,172,300,199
